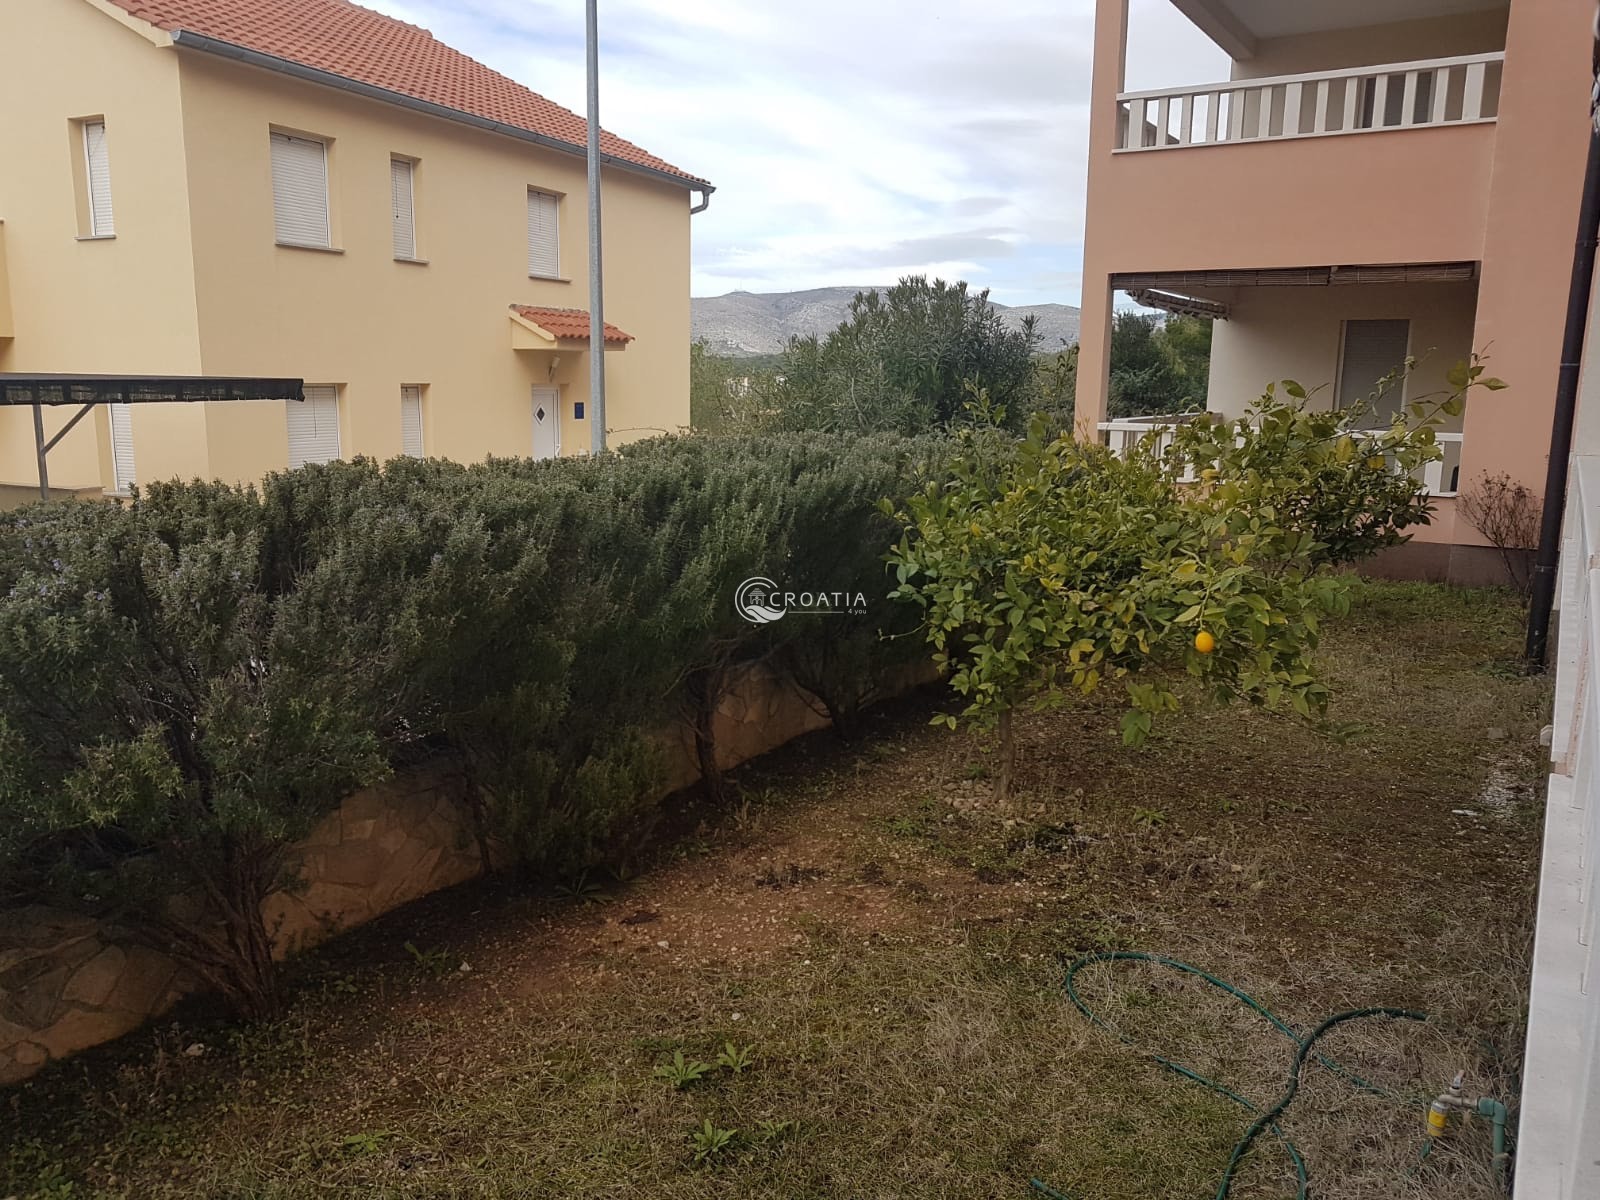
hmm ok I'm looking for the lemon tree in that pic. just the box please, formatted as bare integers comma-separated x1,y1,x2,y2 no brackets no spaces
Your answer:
887,364,1492,805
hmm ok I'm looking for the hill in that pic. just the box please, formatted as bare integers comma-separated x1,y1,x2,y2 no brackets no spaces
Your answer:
691,286,1081,357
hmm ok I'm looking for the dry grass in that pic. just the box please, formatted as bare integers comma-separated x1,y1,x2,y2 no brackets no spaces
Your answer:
0,580,1549,1199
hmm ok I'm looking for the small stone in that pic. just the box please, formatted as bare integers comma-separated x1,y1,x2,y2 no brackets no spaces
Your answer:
457,961,471,973
655,940,669,950
1540,725,1555,748
1486,727,1508,741
183,1042,206,1057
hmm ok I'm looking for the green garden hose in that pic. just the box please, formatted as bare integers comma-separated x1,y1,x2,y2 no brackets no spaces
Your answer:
1030,951,1429,1200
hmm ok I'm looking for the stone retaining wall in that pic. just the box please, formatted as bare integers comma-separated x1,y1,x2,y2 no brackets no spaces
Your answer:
1,661,839,1085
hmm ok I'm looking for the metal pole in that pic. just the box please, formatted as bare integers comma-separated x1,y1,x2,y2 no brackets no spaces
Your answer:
1526,41,1600,665
585,0,607,454
33,402,49,500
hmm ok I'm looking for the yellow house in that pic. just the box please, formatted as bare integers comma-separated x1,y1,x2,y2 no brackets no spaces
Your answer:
0,0,712,501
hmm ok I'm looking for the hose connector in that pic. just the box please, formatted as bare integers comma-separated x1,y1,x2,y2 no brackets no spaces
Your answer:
1427,1071,1467,1138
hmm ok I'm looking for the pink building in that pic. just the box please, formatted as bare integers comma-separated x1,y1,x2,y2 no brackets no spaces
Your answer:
1077,0,1594,582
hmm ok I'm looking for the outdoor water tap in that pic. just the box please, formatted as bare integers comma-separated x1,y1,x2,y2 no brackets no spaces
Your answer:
1425,1072,1511,1184
1427,1071,1470,1138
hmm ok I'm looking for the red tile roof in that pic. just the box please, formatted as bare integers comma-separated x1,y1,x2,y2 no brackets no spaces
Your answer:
511,305,633,344
105,0,707,187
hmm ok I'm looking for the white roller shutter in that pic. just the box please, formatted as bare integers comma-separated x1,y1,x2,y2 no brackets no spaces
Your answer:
400,386,424,458
109,403,135,491
391,158,416,259
271,132,330,248
83,121,114,236
287,385,341,468
1337,319,1412,424
527,189,560,277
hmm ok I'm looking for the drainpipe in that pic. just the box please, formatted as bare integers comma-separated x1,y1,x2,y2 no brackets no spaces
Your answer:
585,0,607,456
1526,22,1600,665
691,187,713,215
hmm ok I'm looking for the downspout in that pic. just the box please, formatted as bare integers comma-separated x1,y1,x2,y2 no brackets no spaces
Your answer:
691,186,714,215
1526,17,1600,665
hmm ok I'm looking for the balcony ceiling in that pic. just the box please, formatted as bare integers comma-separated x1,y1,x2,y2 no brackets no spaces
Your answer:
1171,0,1508,58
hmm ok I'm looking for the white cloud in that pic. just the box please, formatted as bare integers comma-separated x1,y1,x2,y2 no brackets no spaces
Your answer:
363,0,1226,306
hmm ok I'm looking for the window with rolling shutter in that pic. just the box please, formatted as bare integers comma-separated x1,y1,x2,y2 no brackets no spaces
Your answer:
391,158,417,260
83,120,114,237
109,403,135,492
286,385,342,468
527,189,560,278
271,132,331,248
1337,319,1412,424
400,386,424,458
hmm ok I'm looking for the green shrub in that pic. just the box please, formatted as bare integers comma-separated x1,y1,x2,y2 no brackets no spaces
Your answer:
0,434,932,1018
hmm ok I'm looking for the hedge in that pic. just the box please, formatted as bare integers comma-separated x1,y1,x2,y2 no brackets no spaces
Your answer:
0,433,937,1018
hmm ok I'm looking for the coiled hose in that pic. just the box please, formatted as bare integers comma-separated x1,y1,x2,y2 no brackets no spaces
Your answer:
1030,951,1429,1200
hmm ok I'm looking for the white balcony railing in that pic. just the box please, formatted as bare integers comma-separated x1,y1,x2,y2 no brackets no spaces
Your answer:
1097,420,1463,497
1519,454,1600,1198
1115,52,1504,152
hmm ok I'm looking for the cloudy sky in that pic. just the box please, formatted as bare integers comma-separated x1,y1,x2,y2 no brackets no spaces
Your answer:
365,0,1226,307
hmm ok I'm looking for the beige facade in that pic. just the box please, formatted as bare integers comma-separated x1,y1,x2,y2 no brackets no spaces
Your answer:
0,0,703,495
1081,0,1591,580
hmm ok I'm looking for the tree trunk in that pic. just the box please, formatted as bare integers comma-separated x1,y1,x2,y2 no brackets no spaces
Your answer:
458,753,497,876
689,668,728,805
993,709,1016,809
219,902,283,1021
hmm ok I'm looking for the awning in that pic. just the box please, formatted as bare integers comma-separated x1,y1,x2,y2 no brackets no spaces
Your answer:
1,374,304,406
509,305,633,351
1112,262,1479,291
1,373,304,501
1126,288,1231,321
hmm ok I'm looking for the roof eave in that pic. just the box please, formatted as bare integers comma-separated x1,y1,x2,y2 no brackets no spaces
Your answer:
168,29,714,196
1168,0,1259,60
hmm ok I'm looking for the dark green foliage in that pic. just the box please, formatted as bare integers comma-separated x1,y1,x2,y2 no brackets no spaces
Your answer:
0,490,396,1018
1108,312,1213,418
0,436,933,1018
773,277,1040,434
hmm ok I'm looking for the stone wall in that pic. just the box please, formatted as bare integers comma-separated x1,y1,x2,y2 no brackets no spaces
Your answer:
1,771,478,1086
0,661,844,1085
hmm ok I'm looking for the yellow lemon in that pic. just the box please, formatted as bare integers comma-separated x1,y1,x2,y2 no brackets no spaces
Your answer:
1194,630,1216,655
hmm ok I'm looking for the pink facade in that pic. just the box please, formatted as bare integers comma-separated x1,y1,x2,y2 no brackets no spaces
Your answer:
1079,0,1593,579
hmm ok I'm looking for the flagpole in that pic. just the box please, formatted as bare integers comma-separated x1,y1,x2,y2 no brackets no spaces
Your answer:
585,0,607,454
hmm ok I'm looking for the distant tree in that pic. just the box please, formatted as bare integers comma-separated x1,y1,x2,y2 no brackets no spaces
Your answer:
1032,344,1078,435
690,341,779,434
774,276,1040,434
1161,315,1213,404
1107,311,1213,418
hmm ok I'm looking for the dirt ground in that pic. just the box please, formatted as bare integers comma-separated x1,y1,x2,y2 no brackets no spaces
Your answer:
1,580,1551,1199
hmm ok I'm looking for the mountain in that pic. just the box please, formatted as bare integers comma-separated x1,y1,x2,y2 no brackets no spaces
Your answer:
691,286,1082,358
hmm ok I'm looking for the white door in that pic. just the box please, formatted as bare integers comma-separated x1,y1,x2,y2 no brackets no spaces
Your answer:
108,402,135,492
532,386,560,460
287,385,342,468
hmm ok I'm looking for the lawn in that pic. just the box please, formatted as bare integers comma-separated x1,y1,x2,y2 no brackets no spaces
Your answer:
0,580,1549,1200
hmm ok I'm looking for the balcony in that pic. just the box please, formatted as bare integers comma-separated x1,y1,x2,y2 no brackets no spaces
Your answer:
1099,418,1464,498
1116,52,1503,153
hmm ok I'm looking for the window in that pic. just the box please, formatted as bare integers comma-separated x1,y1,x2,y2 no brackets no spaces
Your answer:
108,403,135,492
391,157,417,260
82,120,114,236
287,385,341,467
527,189,560,278
271,131,331,248
1337,319,1411,425
400,385,425,458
